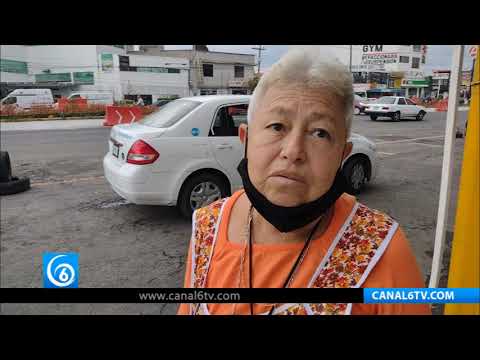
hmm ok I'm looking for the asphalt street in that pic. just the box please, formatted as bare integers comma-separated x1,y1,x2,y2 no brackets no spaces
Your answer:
0,111,469,314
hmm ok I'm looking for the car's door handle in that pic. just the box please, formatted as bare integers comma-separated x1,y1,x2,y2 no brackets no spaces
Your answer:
216,144,233,150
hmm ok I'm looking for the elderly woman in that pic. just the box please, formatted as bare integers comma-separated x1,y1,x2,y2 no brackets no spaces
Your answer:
178,47,431,315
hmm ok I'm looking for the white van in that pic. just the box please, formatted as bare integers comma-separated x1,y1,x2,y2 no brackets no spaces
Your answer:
0,89,54,109
67,92,114,105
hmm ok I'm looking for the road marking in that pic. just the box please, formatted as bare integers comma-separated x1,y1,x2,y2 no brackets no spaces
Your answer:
378,152,397,156
411,142,444,148
32,175,105,186
375,135,444,145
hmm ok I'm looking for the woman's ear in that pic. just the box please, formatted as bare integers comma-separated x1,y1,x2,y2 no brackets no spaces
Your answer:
239,123,248,144
343,141,353,160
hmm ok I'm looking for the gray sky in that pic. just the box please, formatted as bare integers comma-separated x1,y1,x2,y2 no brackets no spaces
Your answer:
165,45,476,74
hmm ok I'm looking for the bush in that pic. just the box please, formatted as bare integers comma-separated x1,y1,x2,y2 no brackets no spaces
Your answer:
0,103,106,120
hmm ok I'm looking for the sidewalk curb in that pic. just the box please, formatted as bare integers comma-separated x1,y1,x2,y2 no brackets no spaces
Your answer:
0,116,105,123
425,107,470,112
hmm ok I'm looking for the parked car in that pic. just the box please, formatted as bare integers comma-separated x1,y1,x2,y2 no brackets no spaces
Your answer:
364,96,427,121
67,92,114,105
354,94,370,114
154,98,176,107
0,88,54,110
103,95,378,218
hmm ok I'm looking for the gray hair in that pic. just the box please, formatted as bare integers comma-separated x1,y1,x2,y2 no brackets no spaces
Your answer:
248,46,353,138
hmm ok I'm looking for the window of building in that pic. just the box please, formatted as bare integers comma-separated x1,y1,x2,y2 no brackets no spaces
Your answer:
399,56,410,63
119,56,130,71
209,104,249,137
168,68,180,74
203,64,213,77
412,57,420,69
422,55,426,64
200,89,217,95
234,65,244,78
412,45,421,52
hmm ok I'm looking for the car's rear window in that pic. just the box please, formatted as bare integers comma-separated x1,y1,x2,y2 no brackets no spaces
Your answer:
373,96,396,104
139,99,201,128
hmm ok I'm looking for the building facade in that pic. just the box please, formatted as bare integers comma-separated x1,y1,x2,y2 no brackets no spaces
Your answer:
0,45,189,103
144,46,256,96
316,45,429,98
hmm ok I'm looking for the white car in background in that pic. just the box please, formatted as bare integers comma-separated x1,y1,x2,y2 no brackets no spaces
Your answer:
364,96,427,121
103,95,378,218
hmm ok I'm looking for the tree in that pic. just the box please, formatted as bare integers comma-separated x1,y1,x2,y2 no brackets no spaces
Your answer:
246,73,262,93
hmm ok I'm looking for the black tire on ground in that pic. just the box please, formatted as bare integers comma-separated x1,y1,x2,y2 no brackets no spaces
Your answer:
370,115,377,121
0,176,30,196
416,110,426,121
392,111,401,122
0,151,12,183
342,157,370,195
177,172,230,219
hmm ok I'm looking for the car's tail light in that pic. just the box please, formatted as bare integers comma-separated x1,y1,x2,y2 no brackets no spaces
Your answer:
382,107,390,110
127,140,159,165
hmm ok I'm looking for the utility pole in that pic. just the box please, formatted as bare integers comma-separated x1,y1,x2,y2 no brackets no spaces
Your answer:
349,45,353,73
252,45,266,74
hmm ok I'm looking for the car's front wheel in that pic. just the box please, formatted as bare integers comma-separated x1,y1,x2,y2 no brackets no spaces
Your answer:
178,172,230,219
354,107,360,115
416,110,426,121
342,157,370,195
392,111,401,122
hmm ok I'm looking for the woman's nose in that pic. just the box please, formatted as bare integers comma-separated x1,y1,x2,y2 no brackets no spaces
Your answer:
280,131,306,163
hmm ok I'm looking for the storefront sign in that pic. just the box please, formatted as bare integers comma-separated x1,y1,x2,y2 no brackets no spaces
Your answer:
35,73,72,83
73,71,94,84
432,72,450,80
228,79,245,87
404,71,425,80
363,45,384,52
361,53,398,65
101,53,114,72
401,79,429,87
0,59,28,74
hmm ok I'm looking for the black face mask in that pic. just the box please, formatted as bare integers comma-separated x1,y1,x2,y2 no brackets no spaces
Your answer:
236,134,347,233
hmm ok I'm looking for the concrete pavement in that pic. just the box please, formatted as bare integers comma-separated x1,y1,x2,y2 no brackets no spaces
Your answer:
1,119,104,132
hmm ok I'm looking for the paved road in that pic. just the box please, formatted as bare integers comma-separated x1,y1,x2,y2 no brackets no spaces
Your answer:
0,111,469,314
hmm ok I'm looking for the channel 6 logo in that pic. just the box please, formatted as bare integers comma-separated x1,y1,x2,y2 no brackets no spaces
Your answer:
43,252,78,288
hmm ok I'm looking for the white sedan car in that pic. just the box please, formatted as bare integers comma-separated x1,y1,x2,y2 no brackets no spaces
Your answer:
103,95,378,218
364,96,427,121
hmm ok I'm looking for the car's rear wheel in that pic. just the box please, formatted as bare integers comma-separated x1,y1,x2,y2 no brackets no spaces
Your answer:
392,111,401,122
416,110,426,121
178,172,230,219
0,151,12,183
354,107,360,115
0,176,30,196
342,157,370,195
370,115,377,121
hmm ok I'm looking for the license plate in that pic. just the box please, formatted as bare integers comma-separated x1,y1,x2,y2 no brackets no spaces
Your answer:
112,144,120,158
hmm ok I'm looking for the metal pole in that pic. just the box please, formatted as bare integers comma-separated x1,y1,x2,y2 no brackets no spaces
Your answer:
349,45,352,73
252,46,265,74
429,45,465,288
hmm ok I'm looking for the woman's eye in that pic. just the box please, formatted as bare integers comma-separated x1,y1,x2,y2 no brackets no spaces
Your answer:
312,129,330,139
268,123,284,132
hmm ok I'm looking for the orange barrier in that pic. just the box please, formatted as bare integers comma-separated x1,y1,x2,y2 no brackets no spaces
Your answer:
103,106,144,126
57,97,87,112
435,99,449,112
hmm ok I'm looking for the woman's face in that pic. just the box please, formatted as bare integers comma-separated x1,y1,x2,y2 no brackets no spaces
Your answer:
240,84,352,207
